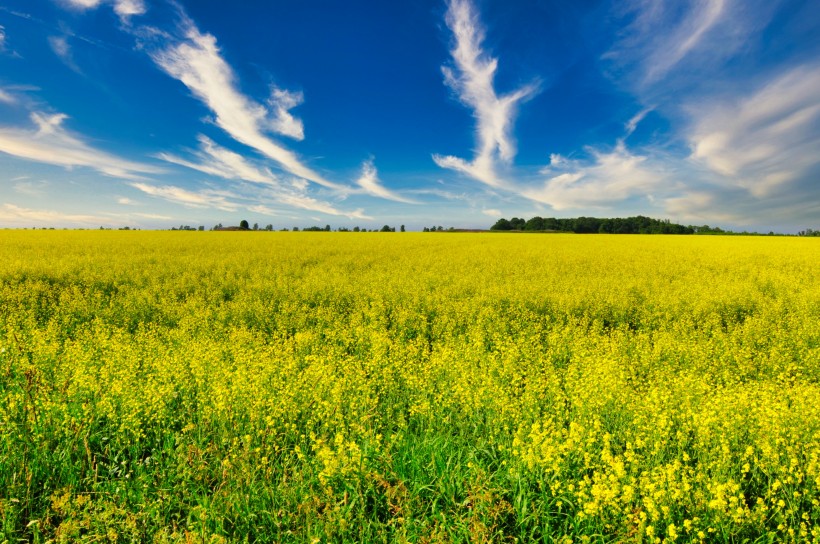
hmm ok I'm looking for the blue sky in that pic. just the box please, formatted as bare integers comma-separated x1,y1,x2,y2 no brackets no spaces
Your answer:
0,0,818,231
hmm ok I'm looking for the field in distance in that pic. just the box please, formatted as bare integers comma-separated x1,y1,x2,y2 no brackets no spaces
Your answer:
1,231,819,542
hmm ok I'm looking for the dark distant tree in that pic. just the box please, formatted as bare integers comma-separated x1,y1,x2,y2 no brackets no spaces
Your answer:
353,226,360,232
525,217,545,231
265,224,273,231
400,224,406,232
325,224,331,232
423,227,430,232
239,219,250,230
380,224,392,232
509,217,526,230
253,223,259,231
490,218,512,231
293,226,299,231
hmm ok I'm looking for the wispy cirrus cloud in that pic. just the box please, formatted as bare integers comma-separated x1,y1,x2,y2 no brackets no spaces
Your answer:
48,35,81,73
156,134,278,185
267,87,305,141
0,202,123,227
147,17,341,190
528,142,665,211
59,0,146,22
130,182,241,212
355,160,417,204
431,0,664,213
606,0,731,88
131,178,369,220
0,111,163,179
0,88,15,104
13,179,49,197
688,64,820,197
155,135,371,217
273,189,370,220
432,0,538,189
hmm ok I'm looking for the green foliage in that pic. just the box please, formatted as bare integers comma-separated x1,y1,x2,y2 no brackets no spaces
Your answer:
1,232,818,542
491,215,697,234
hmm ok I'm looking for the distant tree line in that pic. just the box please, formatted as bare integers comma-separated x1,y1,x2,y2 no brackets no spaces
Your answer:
490,216,696,234
489,216,820,236
168,216,819,236
209,222,408,232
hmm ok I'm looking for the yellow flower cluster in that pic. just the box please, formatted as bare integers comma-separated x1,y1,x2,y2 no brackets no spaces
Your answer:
0,230,818,541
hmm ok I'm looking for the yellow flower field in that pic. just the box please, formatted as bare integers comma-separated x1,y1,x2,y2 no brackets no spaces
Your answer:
1,231,818,542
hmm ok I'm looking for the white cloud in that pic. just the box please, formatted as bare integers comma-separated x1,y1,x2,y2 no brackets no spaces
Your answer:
267,87,305,141
13,180,48,197
156,136,374,218
643,0,726,84
604,0,783,97
117,196,137,205
62,0,103,8
606,0,729,87
481,208,502,217
132,212,172,220
0,88,15,104
405,188,471,202
0,111,163,179
688,64,820,197
131,176,369,220
112,0,145,19
130,182,241,212
433,0,538,188
624,106,653,138
0,202,122,227
60,0,146,21
149,19,341,189
48,35,81,73
157,135,278,185
274,190,370,220
526,142,664,210
355,160,417,203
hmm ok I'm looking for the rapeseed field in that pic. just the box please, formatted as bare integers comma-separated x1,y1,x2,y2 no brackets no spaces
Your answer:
1,231,818,542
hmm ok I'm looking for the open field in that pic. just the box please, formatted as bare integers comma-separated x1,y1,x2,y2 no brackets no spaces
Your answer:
1,231,819,542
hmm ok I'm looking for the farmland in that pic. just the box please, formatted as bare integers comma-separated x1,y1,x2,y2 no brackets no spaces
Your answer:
1,231,819,542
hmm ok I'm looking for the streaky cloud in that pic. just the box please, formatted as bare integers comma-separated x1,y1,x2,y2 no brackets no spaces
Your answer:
528,142,665,211
688,63,820,197
59,0,146,22
0,88,15,104
267,87,305,141
606,0,727,87
0,202,126,227
433,0,538,189
0,111,163,179
355,160,418,204
148,18,342,190
157,136,369,218
48,35,81,73
157,135,278,185
130,182,241,212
